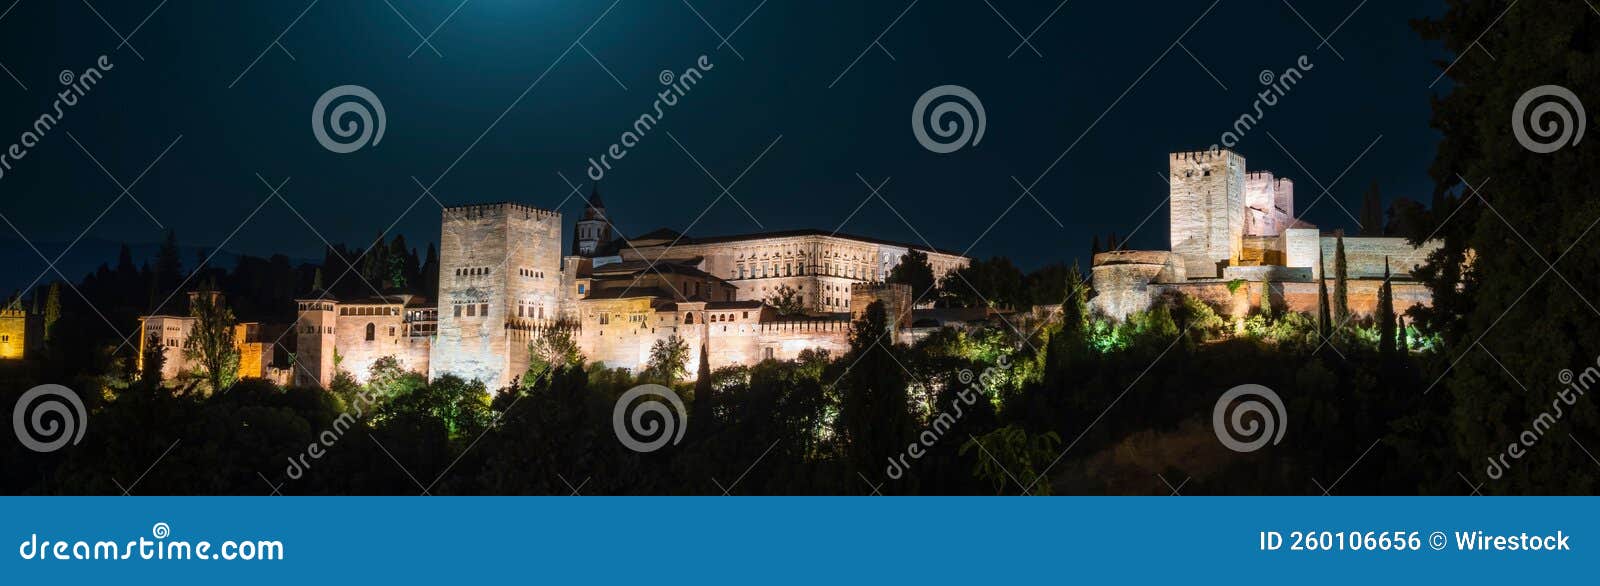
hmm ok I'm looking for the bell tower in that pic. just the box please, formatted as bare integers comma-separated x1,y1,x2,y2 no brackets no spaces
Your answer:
572,186,612,257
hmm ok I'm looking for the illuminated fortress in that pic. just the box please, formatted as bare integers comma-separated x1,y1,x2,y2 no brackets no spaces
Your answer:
281,189,968,389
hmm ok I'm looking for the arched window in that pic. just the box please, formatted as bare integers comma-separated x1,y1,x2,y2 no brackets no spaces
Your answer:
685,312,695,324
365,323,376,341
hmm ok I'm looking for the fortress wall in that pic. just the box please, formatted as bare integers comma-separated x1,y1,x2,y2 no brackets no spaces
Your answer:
1222,265,1311,282
334,306,408,384
1319,237,1440,279
756,320,851,361
1091,262,1167,320
1284,228,1322,276
1281,280,1433,317
1151,279,1431,320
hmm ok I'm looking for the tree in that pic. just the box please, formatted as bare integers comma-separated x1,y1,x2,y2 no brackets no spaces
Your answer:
1333,231,1350,329
767,284,805,316
1316,245,1332,339
887,249,936,302
643,335,690,384
1397,315,1409,352
1411,2,1600,493
42,282,60,342
1376,258,1396,356
151,229,183,309
1360,182,1384,236
527,325,582,380
183,291,240,394
838,301,915,477
691,340,715,437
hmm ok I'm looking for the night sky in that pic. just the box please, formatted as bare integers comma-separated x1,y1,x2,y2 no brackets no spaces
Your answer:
0,0,1449,293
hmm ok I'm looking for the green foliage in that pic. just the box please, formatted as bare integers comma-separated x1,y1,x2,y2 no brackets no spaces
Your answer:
183,292,240,395
642,335,690,385
766,284,806,316
526,325,583,382
839,302,915,476
960,425,1061,495
1225,278,1246,294
1333,232,1350,327
42,282,61,342
887,249,936,301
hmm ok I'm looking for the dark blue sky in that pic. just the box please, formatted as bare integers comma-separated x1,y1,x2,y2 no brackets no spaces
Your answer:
0,0,1449,290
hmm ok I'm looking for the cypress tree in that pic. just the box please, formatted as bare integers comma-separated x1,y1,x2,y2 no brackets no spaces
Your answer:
1377,258,1396,356
1333,231,1350,329
1316,245,1332,340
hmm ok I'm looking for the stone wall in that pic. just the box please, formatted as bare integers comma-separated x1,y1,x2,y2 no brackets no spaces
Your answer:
1169,150,1246,277
293,300,337,388
0,309,26,360
1153,279,1433,319
1243,172,1295,237
434,203,562,389
621,233,967,312
139,315,195,382
1319,236,1440,279
1284,228,1322,277
851,282,912,334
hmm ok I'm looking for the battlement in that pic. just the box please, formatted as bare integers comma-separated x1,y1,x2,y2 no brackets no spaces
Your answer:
758,318,850,333
1170,148,1241,162
442,202,560,221
0,307,25,318
849,281,900,293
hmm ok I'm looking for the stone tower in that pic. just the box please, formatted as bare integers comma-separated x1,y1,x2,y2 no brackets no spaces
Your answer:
1169,149,1246,278
293,299,338,387
434,202,563,389
572,187,612,257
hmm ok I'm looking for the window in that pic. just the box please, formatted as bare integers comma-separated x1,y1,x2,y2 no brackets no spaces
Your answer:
578,284,586,294
743,311,749,319
388,326,396,337
1,335,8,342
479,303,489,316
365,323,376,341
685,312,695,324
764,348,774,360
599,312,610,325
467,305,476,317
454,305,462,317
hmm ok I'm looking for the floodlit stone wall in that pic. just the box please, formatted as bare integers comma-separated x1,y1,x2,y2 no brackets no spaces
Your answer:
0,308,26,360
434,203,562,389
1169,150,1246,277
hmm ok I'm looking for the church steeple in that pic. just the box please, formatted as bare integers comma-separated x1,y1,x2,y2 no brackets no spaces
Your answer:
572,185,613,257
